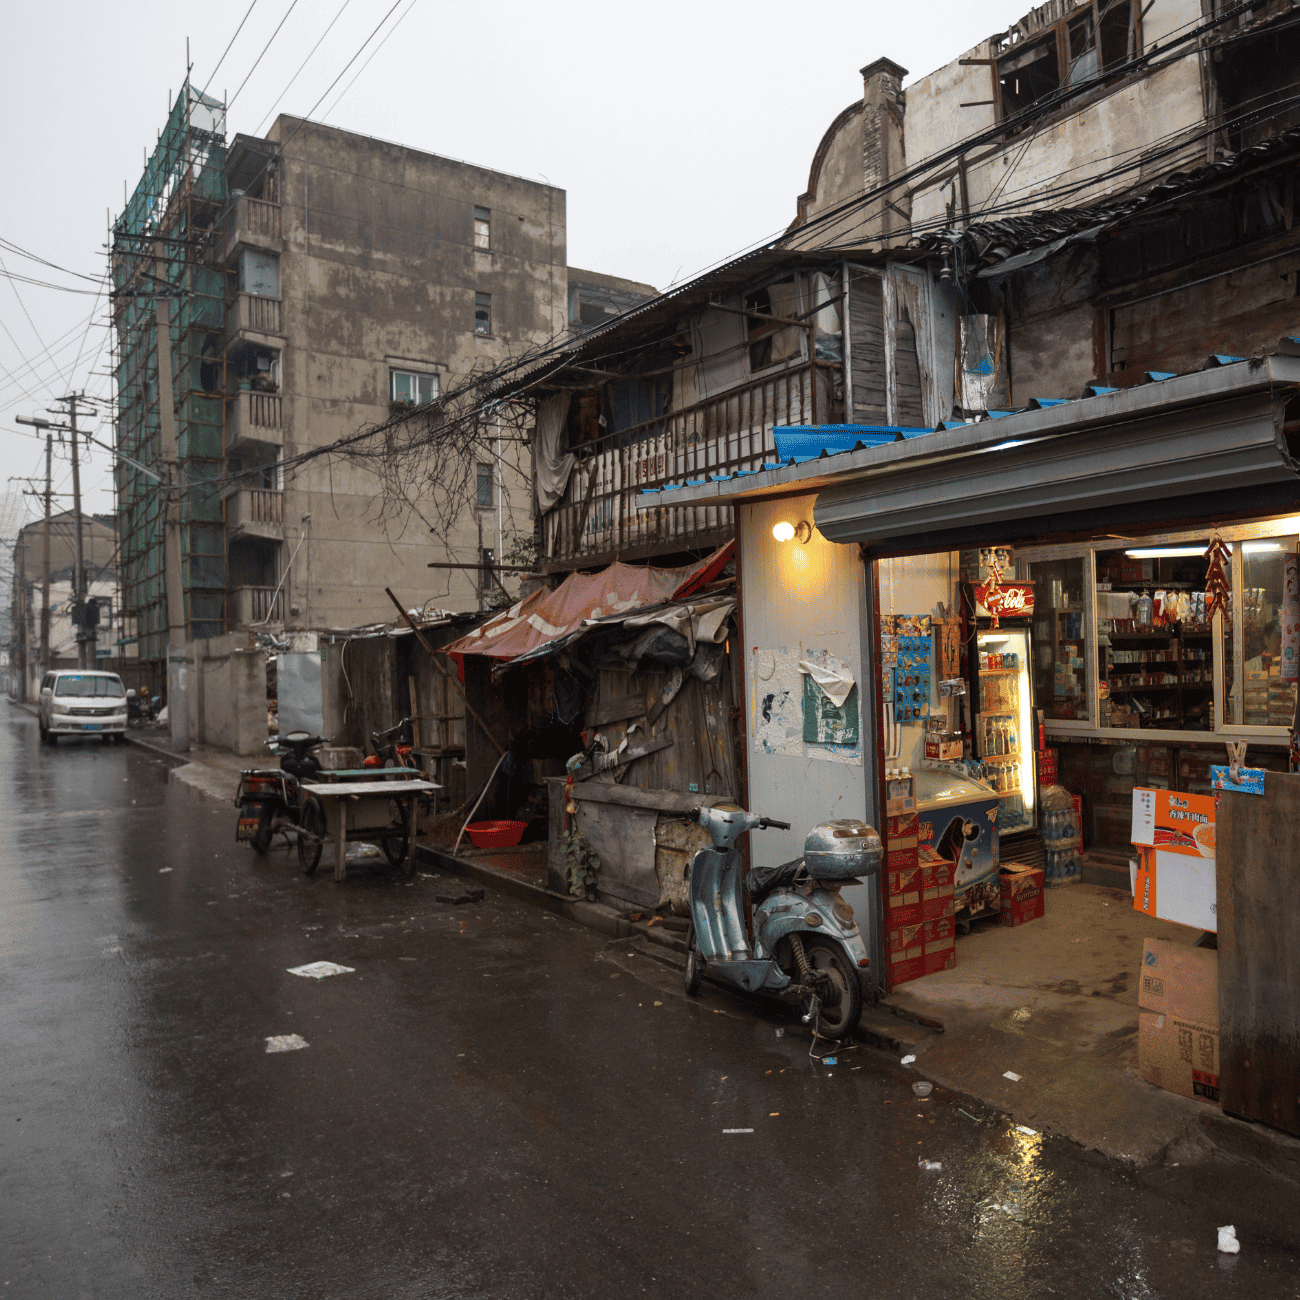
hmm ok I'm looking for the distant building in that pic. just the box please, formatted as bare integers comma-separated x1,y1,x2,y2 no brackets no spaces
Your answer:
112,84,652,694
9,512,132,700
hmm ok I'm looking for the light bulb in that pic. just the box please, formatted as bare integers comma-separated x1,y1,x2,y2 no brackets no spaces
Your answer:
772,521,795,542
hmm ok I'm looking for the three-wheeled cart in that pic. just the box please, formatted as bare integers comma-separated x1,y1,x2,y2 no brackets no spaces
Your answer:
298,771,441,880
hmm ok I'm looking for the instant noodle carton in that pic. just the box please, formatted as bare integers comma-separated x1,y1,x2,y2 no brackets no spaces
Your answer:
1131,789,1217,932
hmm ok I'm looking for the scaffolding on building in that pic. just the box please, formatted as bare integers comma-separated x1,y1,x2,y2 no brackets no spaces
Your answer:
111,79,229,685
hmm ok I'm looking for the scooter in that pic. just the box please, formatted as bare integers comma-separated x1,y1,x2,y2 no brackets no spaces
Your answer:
681,805,882,1040
234,730,328,871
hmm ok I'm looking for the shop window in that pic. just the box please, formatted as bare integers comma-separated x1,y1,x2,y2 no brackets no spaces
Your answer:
1028,557,1089,722
995,1,1137,122
390,368,438,408
473,205,491,250
1095,543,1215,733
1234,537,1298,727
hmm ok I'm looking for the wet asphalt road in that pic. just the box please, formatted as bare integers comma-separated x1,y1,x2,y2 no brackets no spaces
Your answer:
3,707,1300,1299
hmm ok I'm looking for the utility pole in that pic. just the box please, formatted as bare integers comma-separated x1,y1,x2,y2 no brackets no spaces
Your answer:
65,398,88,668
153,275,189,751
15,417,59,687
40,434,51,676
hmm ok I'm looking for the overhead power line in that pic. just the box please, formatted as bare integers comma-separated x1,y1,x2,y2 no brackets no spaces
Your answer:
200,0,260,98
228,0,303,107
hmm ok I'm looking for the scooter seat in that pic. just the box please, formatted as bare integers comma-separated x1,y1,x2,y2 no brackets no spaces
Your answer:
746,857,806,905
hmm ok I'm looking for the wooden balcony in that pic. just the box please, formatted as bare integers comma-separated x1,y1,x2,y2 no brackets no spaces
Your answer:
226,291,283,340
225,488,284,540
226,390,283,450
543,360,834,568
229,585,284,628
221,195,283,262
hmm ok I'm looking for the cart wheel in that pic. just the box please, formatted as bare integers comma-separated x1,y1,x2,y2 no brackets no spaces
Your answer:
299,797,325,874
382,799,410,867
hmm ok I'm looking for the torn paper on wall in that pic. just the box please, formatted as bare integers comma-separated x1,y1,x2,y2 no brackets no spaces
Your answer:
798,655,855,707
752,647,803,756
753,646,862,765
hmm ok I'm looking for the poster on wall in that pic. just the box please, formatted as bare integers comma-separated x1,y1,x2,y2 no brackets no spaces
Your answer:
751,646,862,765
800,650,859,746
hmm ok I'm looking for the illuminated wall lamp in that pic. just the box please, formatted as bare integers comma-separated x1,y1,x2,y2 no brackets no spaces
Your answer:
772,519,812,544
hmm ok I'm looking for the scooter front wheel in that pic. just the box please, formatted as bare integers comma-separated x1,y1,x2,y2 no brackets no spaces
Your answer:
684,922,704,997
801,935,862,1040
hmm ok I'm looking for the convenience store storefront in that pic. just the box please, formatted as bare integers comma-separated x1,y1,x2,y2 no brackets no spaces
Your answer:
1017,526,1297,856
644,348,1300,986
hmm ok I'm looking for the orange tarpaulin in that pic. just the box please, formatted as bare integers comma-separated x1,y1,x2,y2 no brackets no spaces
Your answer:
444,542,734,668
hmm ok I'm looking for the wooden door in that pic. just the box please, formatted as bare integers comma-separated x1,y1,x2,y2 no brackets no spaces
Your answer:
1217,772,1300,1136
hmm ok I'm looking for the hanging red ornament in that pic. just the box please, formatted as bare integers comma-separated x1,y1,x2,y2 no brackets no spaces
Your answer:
1204,534,1231,623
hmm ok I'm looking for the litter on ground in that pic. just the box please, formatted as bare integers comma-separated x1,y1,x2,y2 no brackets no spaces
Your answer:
722,1128,754,1134
918,1159,942,1171
1003,1070,1022,1082
265,1034,309,1053
1218,1226,1240,1254
901,1054,916,1066
287,961,355,979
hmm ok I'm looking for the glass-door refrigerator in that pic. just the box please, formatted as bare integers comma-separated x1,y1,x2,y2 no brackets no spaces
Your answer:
964,583,1038,837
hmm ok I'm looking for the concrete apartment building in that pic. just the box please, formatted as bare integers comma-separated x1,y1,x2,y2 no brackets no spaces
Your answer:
113,84,653,691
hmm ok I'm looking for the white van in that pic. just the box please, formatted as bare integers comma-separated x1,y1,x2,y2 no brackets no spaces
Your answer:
38,670,129,744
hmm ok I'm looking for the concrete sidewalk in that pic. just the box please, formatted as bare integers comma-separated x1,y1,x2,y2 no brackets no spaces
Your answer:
106,717,1300,1185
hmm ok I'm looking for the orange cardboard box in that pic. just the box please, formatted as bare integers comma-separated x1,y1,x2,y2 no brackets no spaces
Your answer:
1130,788,1216,859
887,922,923,958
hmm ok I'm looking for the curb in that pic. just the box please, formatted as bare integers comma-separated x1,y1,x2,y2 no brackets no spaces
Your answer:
415,843,926,1056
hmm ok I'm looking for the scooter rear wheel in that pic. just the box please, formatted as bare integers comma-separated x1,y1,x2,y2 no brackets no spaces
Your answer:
684,922,704,997
298,797,325,874
801,934,862,1039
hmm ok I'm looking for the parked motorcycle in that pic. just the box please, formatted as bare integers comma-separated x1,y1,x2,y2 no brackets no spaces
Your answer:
366,717,418,769
234,730,329,872
681,805,881,1040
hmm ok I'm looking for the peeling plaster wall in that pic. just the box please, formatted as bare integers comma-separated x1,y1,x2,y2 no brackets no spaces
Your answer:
905,0,1206,233
263,118,565,629
739,493,869,866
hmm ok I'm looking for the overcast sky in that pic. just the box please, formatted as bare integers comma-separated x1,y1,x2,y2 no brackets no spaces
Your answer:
0,0,1031,526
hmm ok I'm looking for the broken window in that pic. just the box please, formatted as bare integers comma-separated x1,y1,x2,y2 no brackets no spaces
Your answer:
473,205,491,250
390,368,438,407
474,291,492,335
995,1,1137,122
744,278,803,372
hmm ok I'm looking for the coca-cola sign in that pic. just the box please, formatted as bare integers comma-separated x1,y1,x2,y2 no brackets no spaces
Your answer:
974,581,1035,620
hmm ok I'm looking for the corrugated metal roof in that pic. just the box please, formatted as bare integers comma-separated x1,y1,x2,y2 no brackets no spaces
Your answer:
912,127,1300,274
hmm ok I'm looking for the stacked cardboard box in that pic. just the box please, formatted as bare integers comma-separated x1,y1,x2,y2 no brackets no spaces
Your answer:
1137,938,1220,1104
885,812,923,985
920,852,956,973
999,863,1044,926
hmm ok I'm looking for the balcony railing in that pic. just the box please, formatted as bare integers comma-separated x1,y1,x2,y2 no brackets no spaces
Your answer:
227,292,283,337
225,488,284,539
226,390,283,449
229,585,284,627
221,195,283,261
543,360,835,566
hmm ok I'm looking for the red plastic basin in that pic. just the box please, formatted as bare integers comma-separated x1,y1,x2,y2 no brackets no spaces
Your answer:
464,820,527,849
